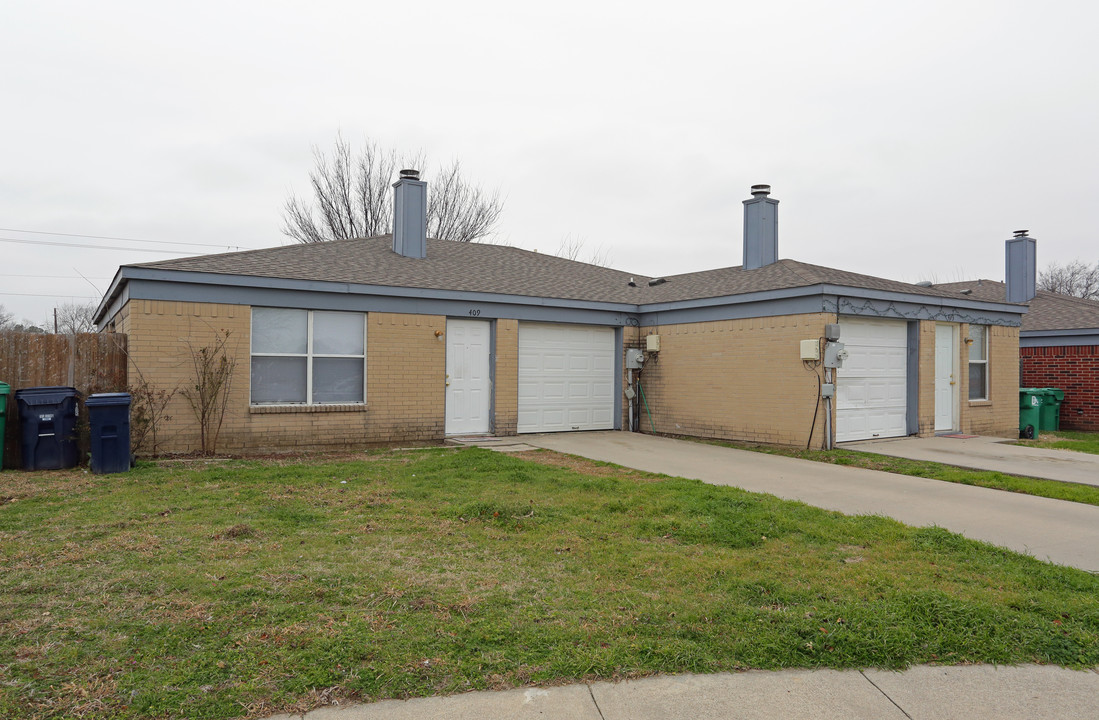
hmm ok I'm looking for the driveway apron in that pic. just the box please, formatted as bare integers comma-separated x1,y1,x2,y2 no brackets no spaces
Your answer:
844,435,1099,487
522,431,1099,573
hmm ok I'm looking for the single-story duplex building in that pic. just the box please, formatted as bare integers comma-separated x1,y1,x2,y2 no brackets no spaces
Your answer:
94,177,1026,453
934,237,1099,431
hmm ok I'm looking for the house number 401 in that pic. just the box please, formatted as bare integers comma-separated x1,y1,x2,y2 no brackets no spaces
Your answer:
468,309,481,317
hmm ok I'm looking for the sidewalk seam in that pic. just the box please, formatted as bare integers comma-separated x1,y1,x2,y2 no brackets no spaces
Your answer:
860,671,913,720
587,683,607,720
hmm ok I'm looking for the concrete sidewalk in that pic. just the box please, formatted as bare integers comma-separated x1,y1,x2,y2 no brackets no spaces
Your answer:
271,665,1099,719
522,431,1099,572
845,435,1099,487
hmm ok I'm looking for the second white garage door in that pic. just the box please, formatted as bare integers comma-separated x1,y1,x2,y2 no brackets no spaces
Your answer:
836,317,908,443
518,322,615,433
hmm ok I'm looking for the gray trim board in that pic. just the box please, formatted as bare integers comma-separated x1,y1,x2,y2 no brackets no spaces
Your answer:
489,319,498,434
1021,333,1099,348
829,295,1023,327
614,326,624,431
127,279,634,327
113,268,640,314
906,321,919,435
638,295,828,326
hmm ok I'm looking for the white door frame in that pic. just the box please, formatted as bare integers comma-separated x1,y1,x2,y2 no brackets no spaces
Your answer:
445,318,492,435
934,323,959,432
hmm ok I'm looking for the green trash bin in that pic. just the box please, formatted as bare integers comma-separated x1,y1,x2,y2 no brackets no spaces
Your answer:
1038,388,1065,432
1019,388,1043,439
0,382,8,469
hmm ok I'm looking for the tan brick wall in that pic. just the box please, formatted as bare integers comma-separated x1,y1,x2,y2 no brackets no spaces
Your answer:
636,314,835,447
917,320,1018,438
622,324,640,430
961,323,1019,438
118,300,449,454
917,321,937,436
493,319,519,435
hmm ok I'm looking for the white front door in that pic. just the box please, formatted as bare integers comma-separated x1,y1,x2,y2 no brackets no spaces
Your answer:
446,319,491,435
934,324,957,432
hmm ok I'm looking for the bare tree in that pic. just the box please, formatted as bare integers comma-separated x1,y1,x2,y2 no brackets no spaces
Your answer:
555,233,611,267
282,135,503,244
1038,260,1099,300
0,304,12,330
51,301,97,335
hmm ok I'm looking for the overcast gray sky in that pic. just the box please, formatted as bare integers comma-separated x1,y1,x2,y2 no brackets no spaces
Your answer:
2,0,1096,324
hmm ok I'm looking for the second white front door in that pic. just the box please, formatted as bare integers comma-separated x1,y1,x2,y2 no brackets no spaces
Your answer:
446,319,491,435
934,324,957,432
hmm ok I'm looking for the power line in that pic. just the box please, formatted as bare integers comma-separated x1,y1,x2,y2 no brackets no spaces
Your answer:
0,236,193,254
0,273,111,279
0,226,247,250
0,291,100,299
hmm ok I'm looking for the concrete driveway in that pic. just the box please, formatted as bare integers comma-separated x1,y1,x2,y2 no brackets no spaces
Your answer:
522,431,1099,573
844,435,1099,487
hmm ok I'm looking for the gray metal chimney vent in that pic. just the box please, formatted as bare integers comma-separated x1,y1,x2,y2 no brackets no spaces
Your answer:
743,184,779,270
393,169,427,259
1005,229,1036,303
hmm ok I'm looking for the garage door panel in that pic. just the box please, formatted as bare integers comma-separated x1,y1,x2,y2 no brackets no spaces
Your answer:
836,317,909,443
518,323,615,433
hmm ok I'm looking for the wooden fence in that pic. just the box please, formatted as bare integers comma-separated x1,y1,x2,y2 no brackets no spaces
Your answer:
0,332,128,469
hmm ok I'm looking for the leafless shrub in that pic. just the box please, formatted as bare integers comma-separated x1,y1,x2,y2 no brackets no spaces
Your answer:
181,330,237,455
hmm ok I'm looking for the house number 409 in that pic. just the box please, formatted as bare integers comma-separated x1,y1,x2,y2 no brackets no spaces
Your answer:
468,309,481,317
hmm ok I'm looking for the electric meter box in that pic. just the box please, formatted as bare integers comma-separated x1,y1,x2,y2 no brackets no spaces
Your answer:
645,335,661,352
800,339,820,361
626,348,645,369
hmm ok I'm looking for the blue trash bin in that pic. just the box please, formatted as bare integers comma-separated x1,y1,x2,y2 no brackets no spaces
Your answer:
86,393,132,474
15,386,81,470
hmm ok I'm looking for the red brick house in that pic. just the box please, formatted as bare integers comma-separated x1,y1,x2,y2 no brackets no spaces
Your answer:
936,238,1099,431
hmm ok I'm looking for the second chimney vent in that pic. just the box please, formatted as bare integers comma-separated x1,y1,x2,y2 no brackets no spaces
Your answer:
743,184,779,270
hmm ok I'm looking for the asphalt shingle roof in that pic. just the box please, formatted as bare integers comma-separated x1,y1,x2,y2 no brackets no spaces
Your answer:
933,280,1099,332
133,235,1013,308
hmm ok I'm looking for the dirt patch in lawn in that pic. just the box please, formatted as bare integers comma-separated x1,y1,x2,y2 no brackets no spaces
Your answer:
511,449,642,479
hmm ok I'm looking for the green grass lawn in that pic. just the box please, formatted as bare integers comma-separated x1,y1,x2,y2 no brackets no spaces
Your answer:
3,448,1098,719
1017,430,1099,456
702,440,1099,508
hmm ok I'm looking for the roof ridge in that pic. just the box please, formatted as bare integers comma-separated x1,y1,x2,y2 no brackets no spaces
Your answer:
776,259,824,284
1036,289,1099,308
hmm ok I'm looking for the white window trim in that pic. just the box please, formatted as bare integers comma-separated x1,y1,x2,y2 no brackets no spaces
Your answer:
968,325,989,402
250,309,367,406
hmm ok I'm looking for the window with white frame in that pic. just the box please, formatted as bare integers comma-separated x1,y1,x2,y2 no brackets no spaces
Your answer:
968,324,988,401
250,308,365,405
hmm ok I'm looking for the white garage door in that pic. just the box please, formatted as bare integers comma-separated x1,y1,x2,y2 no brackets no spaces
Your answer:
836,317,908,443
518,323,615,433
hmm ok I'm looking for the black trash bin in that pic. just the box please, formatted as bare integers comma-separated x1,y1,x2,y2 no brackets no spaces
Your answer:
86,393,132,474
15,386,81,470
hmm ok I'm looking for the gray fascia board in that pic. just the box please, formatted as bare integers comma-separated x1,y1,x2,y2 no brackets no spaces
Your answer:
119,267,639,314
638,283,1025,317
93,268,127,327
819,284,1026,316
638,285,825,313
125,278,636,327
639,294,827,326
1021,329,1099,348
104,268,1029,331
